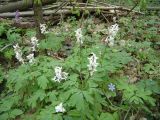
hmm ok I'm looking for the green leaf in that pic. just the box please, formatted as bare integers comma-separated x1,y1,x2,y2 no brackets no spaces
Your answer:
34,89,46,101
27,95,37,108
139,0,147,10
4,49,14,60
0,96,19,113
27,90,46,108
47,91,57,102
137,80,160,94
99,113,115,120
9,109,23,119
39,33,63,51
7,30,20,42
0,113,9,120
113,112,119,120
53,114,63,120
82,91,94,104
60,74,79,90
0,24,6,36
87,80,98,88
68,110,80,117
37,75,49,89
38,110,53,120
103,51,132,72
68,91,85,111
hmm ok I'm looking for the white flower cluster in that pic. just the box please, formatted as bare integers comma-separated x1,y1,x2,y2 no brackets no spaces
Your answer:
119,40,126,46
13,36,39,64
75,28,83,44
31,37,39,52
40,23,48,34
105,24,119,47
52,66,68,83
13,43,24,64
26,53,35,63
87,53,99,76
55,103,65,113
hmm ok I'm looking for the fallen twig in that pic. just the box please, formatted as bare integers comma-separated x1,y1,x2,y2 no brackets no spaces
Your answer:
0,44,12,52
0,0,57,13
0,10,70,17
63,6,144,14
125,1,139,16
0,5,144,18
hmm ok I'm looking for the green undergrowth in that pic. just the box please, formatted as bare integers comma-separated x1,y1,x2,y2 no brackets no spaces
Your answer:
0,15,160,120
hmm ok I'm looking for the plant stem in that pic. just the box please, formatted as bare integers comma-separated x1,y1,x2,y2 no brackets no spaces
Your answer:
100,44,107,67
124,107,131,120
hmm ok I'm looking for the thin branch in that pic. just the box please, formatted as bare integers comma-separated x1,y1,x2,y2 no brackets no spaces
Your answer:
100,12,110,24
0,3,144,18
80,0,89,27
53,1,69,14
0,10,70,17
0,44,12,52
126,1,139,16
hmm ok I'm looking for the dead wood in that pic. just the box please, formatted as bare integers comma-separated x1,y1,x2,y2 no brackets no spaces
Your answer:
147,7,160,11
0,10,70,17
0,5,144,18
0,0,57,13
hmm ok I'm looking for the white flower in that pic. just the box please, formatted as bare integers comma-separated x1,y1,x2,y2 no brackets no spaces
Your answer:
105,36,115,47
113,17,116,22
31,37,38,46
40,23,48,34
108,24,119,37
87,53,98,76
13,43,20,51
52,66,68,82
13,43,24,64
15,52,24,63
108,41,114,47
119,40,125,46
31,37,39,51
55,103,65,113
26,53,34,63
75,28,83,44
105,24,119,47
128,44,132,47
108,83,115,91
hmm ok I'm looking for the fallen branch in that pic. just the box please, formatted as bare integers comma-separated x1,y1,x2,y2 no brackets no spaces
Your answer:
91,1,117,7
0,0,57,13
63,6,144,14
147,7,160,11
0,5,144,18
0,10,70,17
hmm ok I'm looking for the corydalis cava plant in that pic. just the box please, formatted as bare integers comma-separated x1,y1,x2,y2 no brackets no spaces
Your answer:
75,28,83,44
31,36,39,51
119,40,126,46
55,103,65,113
40,23,48,34
87,53,99,76
105,23,119,47
52,66,68,83
13,43,24,64
26,53,35,63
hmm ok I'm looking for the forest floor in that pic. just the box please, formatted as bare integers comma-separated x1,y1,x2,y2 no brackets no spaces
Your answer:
0,10,160,120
